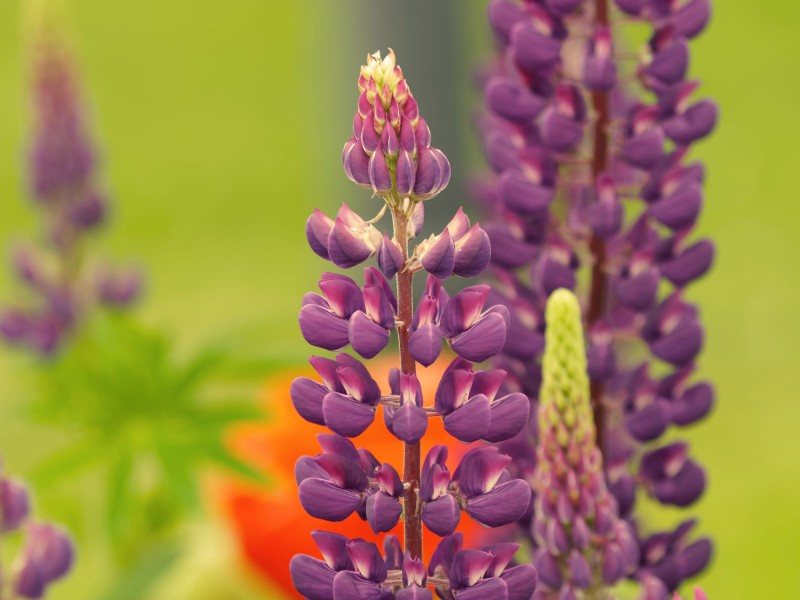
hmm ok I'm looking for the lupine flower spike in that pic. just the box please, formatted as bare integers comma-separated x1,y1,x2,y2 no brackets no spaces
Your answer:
0,0,141,355
533,289,638,597
290,50,537,598
1,460,74,598
476,0,716,594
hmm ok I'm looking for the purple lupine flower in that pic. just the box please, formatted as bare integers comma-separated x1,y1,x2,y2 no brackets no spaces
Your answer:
292,49,537,598
0,4,141,355
1,462,74,598
476,0,717,593
434,359,529,444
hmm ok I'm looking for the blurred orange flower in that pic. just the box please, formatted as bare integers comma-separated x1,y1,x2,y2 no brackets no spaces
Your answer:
214,354,486,596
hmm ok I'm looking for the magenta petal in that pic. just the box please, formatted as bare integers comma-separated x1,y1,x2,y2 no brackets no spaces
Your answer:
485,393,530,442
360,114,381,155
391,403,428,444
421,494,461,537
290,555,336,600
348,311,390,359
332,571,383,600
312,531,354,571
298,478,362,521
440,285,490,337
290,377,328,425
443,395,491,443
322,392,376,438
366,491,402,533
414,147,450,200
408,322,443,367
449,311,509,363
465,479,531,527
299,305,350,351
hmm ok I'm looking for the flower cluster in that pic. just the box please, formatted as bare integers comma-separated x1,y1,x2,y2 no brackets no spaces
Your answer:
289,50,538,599
1,461,74,598
475,0,716,595
0,5,140,355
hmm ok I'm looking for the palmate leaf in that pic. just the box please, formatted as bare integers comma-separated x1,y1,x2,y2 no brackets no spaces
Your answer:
97,541,182,600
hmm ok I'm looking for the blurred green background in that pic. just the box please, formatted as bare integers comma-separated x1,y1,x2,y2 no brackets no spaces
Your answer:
0,0,798,598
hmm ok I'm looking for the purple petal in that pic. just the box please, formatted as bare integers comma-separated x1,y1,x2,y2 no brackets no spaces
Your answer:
317,432,361,464
290,377,328,425
449,310,509,363
499,171,553,218
660,240,714,287
0,478,30,533
650,318,704,365
485,393,530,442
440,285,490,337
377,234,404,280
391,403,428,444
663,100,718,145
420,230,456,280
329,218,375,269
511,22,562,71
396,150,416,197
295,456,330,485
454,447,509,497
428,533,463,578
623,128,665,169
648,38,689,85
396,587,433,600
384,535,402,570
348,312,390,359
290,555,336,600
453,225,491,278
677,538,713,579
312,531,354,571
616,268,659,312
454,578,508,600
347,539,388,582
650,184,702,230
652,461,706,507
443,395,491,443
672,382,714,426
488,0,526,42
414,147,450,200
343,137,371,188
500,564,538,600
408,323,443,367
332,571,383,600
671,0,711,38
568,551,592,589
322,392,376,438
485,76,545,122
306,209,334,260
535,550,563,589
421,494,461,537
540,108,584,152
298,478,362,521
449,550,493,589
366,491,402,533
465,480,531,527
626,399,672,442
368,150,392,195
319,272,364,317
299,305,350,351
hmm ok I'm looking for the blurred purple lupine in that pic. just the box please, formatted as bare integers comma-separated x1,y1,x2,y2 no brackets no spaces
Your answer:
0,461,74,598
290,50,538,598
0,5,141,355
475,0,716,595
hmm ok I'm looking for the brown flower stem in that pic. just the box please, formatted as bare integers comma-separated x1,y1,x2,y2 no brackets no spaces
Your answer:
588,0,611,454
390,201,422,559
